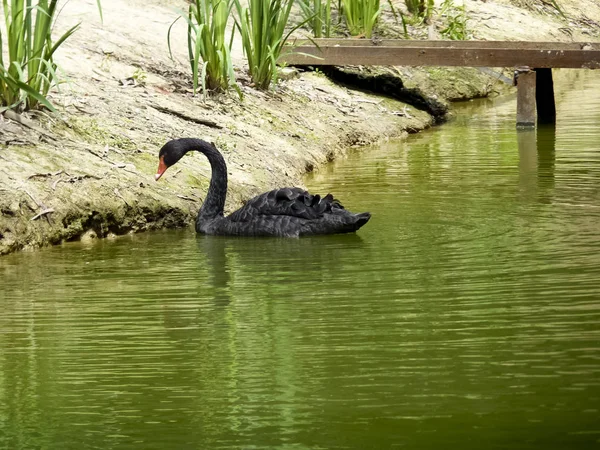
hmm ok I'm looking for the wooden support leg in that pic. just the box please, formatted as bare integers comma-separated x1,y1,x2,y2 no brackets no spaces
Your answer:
516,70,537,128
534,68,556,125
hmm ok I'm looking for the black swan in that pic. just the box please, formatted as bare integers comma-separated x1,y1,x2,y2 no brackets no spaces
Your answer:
155,138,371,237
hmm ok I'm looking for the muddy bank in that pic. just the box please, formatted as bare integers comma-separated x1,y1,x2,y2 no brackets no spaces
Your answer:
1,0,599,255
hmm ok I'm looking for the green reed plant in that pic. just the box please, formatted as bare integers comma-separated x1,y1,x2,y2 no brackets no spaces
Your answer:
403,0,434,24
404,0,422,15
340,0,380,38
0,0,101,112
168,0,240,98
546,0,564,17
440,0,469,40
297,0,332,38
233,0,302,90
511,0,564,18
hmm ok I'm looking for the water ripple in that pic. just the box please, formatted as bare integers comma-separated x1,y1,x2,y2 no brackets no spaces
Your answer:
1,71,600,450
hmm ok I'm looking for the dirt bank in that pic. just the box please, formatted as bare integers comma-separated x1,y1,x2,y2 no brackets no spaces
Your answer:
1,0,599,255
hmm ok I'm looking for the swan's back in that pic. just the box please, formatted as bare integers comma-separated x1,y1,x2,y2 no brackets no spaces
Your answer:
228,187,341,221
222,187,370,236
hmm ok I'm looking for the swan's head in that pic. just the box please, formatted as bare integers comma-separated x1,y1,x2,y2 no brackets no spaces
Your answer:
155,139,188,181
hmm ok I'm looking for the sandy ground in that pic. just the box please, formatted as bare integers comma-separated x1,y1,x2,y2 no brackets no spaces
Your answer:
0,0,599,255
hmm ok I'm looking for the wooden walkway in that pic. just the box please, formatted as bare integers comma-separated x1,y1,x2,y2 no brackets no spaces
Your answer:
280,39,600,126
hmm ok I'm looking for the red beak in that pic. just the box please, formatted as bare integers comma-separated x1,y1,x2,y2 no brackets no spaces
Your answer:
155,157,167,181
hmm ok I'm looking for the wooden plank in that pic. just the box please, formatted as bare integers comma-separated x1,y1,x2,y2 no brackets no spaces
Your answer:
280,45,600,68
516,70,537,127
287,39,598,51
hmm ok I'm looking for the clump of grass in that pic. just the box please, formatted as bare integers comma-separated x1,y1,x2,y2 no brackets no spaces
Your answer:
339,0,401,38
440,0,469,40
510,0,565,18
168,0,240,99
0,0,102,113
547,0,564,16
297,0,332,38
404,0,433,20
404,0,422,15
340,0,380,37
233,0,300,90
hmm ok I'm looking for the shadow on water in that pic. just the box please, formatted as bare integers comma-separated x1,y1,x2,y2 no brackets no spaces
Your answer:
195,233,367,296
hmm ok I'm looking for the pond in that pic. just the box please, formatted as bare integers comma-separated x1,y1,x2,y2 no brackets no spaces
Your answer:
1,70,599,449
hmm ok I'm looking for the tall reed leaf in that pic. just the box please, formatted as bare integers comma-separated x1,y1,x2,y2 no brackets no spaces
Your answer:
0,1,101,112
234,0,302,90
297,0,331,38
340,0,380,38
440,0,469,40
168,0,240,99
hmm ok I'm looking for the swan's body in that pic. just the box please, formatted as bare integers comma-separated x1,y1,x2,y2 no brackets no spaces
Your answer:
156,138,371,237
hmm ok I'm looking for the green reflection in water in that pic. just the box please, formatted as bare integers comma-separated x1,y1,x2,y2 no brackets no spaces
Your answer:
1,71,600,449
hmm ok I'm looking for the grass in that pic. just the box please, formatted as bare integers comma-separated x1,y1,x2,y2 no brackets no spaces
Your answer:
297,0,332,38
440,0,469,40
233,0,300,90
339,0,402,38
0,0,102,113
510,0,565,18
404,0,423,15
168,0,241,99
340,0,381,38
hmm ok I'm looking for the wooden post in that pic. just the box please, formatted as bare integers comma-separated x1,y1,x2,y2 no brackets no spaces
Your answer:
516,70,537,128
534,68,556,125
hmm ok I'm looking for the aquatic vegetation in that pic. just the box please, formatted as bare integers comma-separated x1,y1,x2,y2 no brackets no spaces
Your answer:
339,0,402,38
510,0,565,18
404,0,434,19
340,0,381,38
440,0,469,40
168,0,241,99
169,0,306,92
233,0,302,90
297,0,333,38
0,0,102,112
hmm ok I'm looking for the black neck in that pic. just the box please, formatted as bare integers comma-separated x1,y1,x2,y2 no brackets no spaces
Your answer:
179,138,227,220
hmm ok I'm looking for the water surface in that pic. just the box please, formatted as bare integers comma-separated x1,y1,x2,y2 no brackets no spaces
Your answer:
1,71,600,449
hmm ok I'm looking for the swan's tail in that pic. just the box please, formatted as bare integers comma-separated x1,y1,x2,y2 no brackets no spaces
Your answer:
299,210,371,235
351,212,371,231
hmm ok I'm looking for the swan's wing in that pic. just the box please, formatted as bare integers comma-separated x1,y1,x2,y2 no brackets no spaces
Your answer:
227,187,345,222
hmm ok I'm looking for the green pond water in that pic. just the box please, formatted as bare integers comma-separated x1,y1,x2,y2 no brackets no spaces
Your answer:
1,71,600,449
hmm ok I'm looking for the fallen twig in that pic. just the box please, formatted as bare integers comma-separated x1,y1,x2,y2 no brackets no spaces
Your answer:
150,104,223,129
52,177,65,190
22,188,46,209
31,208,55,221
52,173,104,190
21,187,53,224
27,170,64,180
86,147,129,169
114,188,129,206
354,98,383,105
